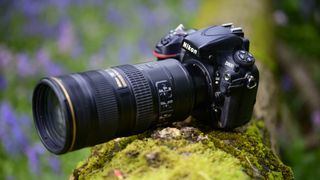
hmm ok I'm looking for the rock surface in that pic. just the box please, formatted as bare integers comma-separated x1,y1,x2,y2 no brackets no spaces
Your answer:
70,119,293,180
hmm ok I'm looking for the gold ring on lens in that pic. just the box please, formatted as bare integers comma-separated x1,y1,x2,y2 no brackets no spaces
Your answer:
51,77,76,152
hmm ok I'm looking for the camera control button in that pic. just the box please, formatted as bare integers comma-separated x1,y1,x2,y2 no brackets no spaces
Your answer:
240,50,246,54
234,50,255,66
161,37,171,45
238,53,245,60
246,56,254,63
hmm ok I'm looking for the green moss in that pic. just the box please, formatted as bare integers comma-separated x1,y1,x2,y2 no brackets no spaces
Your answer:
71,121,293,180
75,134,247,180
206,121,293,179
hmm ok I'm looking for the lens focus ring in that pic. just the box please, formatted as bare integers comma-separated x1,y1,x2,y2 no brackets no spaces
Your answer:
84,71,119,141
118,65,154,132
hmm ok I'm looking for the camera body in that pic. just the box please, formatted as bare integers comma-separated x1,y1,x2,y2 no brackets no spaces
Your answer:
154,24,259,129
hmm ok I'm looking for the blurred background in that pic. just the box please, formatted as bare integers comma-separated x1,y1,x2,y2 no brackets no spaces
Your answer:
0,0,319,179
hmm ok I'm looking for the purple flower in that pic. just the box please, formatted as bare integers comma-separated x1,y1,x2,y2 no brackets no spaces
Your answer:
0,102,19,154
5,175,14,180
138,39,152,57
36,49,64,76
273,10,288,26
46,61,64,76
0,75,7,90
26,146,40,174
16,53,36,77
118,45,133,64
50,0,70,15
0,45,12,68
106,5,125,26
33,142,46,155
0,102,30,153
24,18,56,38
1,102,17,129
182,0,199,11
47,156,62,175
312,110,320,128
153,5,171,27
19,114,32,130
58,20,76,54
72,44,83,58
20,0,45,17
11,123,29,150
89,53,104,69
137,5,155,29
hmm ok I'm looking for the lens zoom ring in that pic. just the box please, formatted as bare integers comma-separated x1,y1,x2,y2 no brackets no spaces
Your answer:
85,71,118,138
95,81,118,123
118,65,154,131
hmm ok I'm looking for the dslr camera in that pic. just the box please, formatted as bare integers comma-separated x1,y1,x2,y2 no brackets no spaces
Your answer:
32,23,259,154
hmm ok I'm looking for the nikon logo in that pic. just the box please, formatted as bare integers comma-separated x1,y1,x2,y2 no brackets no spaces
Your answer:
182,42,198,55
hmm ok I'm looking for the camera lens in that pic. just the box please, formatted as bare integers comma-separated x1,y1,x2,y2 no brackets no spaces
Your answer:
33,59,194,154
46,88,66,145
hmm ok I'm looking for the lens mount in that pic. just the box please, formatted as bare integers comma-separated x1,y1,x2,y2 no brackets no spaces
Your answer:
32,77,75,154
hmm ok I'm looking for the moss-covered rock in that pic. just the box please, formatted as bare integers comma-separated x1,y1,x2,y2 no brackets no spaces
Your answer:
71,120,293,180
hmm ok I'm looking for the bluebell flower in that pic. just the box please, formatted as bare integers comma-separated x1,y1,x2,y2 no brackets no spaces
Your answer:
36,49,64,76
19,114,32,130
0,45,12,68
89,53,104,69
20,0,44,17
137,5,155,29
72,44,83,58
23,18,56,38
153,4,171,28
16,53,36,77
106,5,125,26
118,45,133,64
58,20,76,54
182,0,199,11
47,156,62,175
33,142,46,155
50,0,70,15
5,175,14,180
26,146,40,174
0,102,30,152
138,39,152,57
0,75,7,90
0,102,19,154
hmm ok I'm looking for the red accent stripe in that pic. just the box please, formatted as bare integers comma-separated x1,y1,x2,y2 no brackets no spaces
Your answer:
153,51,177,59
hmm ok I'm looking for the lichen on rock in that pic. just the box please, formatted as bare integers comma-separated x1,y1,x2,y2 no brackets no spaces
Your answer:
71,119,293,180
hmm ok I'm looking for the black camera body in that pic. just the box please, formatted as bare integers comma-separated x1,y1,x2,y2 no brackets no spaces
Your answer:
154,24,259,129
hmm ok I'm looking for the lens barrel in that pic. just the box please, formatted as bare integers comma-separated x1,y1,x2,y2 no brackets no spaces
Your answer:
33,59,194,154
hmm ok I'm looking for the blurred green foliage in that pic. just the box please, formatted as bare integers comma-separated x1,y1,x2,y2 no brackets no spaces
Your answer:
274,1,320,180
0,1,198,179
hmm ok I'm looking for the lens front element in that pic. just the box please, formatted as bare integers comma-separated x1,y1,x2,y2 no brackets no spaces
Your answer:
33,79,72,154
45,89,66,147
